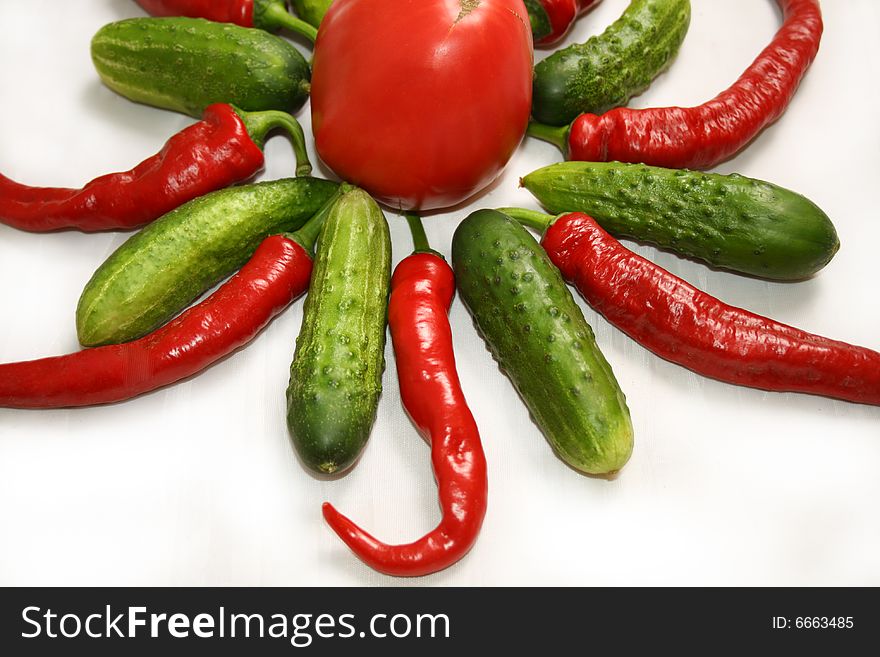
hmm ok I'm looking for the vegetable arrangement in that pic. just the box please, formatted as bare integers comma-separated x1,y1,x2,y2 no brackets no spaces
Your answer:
1,0,877,581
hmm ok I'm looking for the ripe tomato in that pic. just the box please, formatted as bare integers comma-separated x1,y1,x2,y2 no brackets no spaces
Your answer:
310,0,533,211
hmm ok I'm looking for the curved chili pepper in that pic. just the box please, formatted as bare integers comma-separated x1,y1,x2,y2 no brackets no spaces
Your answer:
135,0,318,43
507,208,880,406
535,0,602,48
322,214,488,577
0,103,310,233
529,0,822,169
0,193,341,408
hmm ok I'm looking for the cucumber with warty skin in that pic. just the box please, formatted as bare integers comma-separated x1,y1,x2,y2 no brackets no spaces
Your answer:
76,177,338,347
522,161,840,280
91,17,311,117
532,0,691,126
287,188,392,476
452,209,633,475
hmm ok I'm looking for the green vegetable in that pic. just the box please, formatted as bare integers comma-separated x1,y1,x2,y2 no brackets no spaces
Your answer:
522,161,840,280
286,188,392,475
90,17,311,117
532,0,691,126
290,0,335,28
452,209,633,475
76,177,338,347
524,0,553,42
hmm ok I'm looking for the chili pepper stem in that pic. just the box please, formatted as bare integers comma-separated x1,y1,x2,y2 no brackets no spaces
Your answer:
238,108,312,176
404,212,430,252
496,207,555,234
289,184,351,254
256,0,319,43
403,212,444,259
526,121,569,154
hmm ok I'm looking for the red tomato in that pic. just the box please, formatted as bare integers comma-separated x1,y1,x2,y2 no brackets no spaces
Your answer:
310,0,533,211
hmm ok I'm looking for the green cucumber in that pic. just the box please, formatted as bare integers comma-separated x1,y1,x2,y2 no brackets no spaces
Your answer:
524,0,553,42
522,161,840,280
290,0,335,28
286,188,392,475
452,209,632,475
91,17,311,117
76,177,338,347
532,0,691,126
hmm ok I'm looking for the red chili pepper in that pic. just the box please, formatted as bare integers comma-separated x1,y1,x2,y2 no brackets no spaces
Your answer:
322,214,488,577
135,0,318,42
535,0,602,47
529,0,822,169
509,209,880,406
0,193,340,408
0,103,310,233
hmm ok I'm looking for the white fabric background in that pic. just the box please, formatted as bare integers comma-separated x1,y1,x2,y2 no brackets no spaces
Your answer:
0,0,878,586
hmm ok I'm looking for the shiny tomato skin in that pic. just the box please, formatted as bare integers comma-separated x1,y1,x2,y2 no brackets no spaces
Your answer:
310,0,533,211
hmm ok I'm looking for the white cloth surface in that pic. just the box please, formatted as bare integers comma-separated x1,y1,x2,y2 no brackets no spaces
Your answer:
0,0,878,586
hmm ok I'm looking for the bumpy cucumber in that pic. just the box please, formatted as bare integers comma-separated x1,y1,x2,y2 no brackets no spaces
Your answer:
91,17,311,117
287,188,392,475
76,177,338,347
452,209,632,475
522,161,840,280
290,0,334,28
532,0,691,126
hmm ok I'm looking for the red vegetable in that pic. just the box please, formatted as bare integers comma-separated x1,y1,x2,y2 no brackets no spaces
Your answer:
529,0,823,169
0,103,311,233
134,0,318,42
531,211,880,406
323,215,488,577
0,227,322,408
310,0,533,210
535,0,602,47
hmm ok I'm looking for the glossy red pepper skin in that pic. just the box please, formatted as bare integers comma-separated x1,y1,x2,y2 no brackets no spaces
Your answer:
535,0,601,47
0,104,263,233
323,253,488,577
135,0,253,26
566,0,822,168
0,235,311,408
542,212,880,406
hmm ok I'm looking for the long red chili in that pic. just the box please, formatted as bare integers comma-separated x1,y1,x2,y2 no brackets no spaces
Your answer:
0,103,310,233
322,214,488,577
0,226,323,408
530,0,822,169
534,0,602,47
135,0,318,43
512,209,880,406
